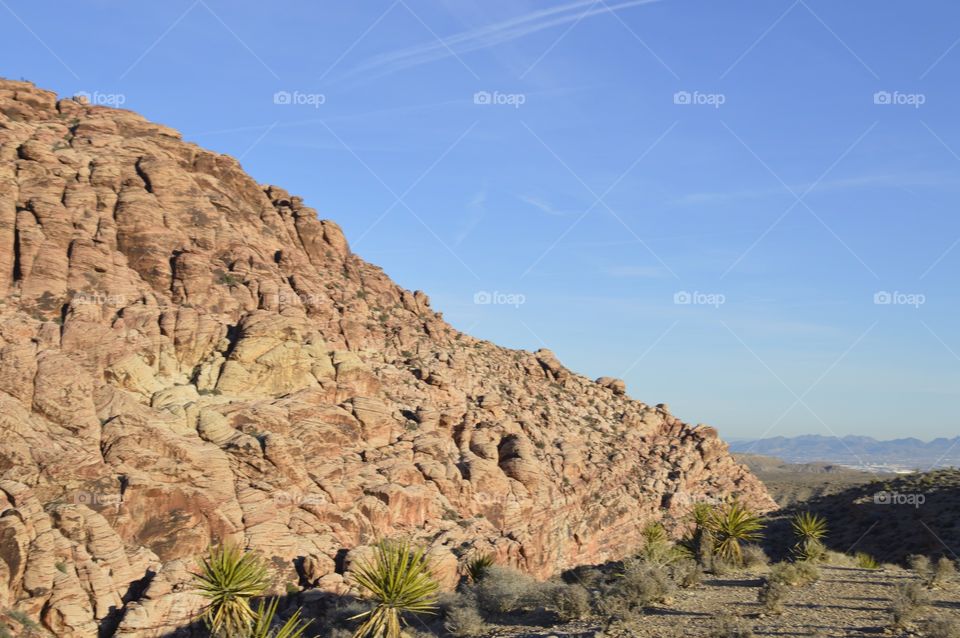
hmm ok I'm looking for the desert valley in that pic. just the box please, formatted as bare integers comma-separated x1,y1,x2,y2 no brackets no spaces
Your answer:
0,77,957,638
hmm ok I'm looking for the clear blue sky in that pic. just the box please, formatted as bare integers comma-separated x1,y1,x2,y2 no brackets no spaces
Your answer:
3,1,959,441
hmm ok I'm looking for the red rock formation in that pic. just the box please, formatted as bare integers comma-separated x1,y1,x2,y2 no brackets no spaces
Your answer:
0,79,775,636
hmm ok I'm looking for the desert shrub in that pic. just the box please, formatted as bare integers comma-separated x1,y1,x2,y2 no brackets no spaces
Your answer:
441,592,486,637
891,581,930,628
474,566,538,615
791,512,827,563
741,544,769,570
931,557,958,588
598,560,674,622
926,615,960,638
768,561,819,587
565,565,605,589
707,501,765,567
757,579,788,614
465,554,495,584
908,554,932,580
543,582,591,621
349,540,439,638
710,613,755,638
248,598,312,638
854,552,880,569
671,559,703,588
193,543,270,638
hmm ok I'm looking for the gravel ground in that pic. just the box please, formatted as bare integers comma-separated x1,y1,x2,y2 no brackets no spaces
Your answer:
471,566,959,638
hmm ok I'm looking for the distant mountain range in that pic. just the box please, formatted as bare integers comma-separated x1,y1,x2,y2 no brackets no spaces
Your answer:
729,435,960,472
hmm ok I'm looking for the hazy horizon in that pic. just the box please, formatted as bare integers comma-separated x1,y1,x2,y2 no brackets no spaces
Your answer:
5,1,960,440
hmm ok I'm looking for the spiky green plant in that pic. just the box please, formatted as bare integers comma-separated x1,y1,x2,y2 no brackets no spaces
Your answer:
791,512,827,562
249,598,313,638
465,553,495,583
855,552,880,569
682,503,717,568
706,501,765,566
193,543,270,638
640,522,690,566
349,540,439,638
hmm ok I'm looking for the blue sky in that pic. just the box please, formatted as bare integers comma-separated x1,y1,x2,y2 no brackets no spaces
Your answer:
3,0,959,441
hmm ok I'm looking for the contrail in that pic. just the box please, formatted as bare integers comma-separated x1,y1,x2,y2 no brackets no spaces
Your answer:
346,0,665,77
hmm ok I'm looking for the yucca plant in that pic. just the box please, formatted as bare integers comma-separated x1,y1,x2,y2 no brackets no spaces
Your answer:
193,543,271,638
681,503,717,569
791,512,828,562
249,598,313,638
706,501,765,566
349,540,439,638
640,522,690,566
855,552,880,569
465,553,495,583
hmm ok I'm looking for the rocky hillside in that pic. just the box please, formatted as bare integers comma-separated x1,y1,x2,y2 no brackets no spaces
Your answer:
0,79,774,637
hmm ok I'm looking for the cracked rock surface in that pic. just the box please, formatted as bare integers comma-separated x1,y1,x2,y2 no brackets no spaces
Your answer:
0,79,775,637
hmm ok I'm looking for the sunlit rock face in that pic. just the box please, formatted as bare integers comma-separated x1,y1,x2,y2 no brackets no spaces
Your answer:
0,79,775,636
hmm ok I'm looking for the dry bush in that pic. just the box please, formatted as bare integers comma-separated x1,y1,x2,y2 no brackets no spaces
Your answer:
566,565,605,590
768,562,820,587
441,592,486,638
710,613,755,638
672,559,704,589
757,579,789,614
543,583,591,621
908,554,932,581
931,557,958,588
891,581,930,628
474,566,539,615
598,561,675,622
926,615,960,638
741,544,769,570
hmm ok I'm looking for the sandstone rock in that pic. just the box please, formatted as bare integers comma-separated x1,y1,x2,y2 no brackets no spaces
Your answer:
595,376,627,395
0,79,775,637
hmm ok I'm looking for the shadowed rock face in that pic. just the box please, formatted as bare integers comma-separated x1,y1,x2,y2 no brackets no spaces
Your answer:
0,79,775,637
